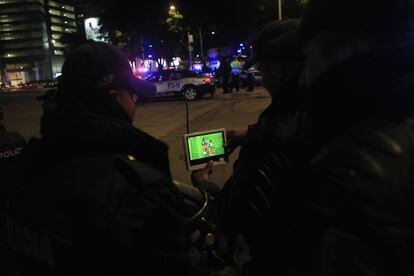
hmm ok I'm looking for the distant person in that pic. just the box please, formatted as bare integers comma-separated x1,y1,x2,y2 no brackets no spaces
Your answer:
202,59,211,74
218,56,231,93
230,56,242,92
6,42,192,276
245,66,254,92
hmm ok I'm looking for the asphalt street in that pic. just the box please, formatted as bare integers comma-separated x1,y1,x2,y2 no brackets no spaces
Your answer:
0,88,271,186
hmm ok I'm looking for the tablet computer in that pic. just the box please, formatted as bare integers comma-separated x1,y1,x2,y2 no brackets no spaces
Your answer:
183,128,227,171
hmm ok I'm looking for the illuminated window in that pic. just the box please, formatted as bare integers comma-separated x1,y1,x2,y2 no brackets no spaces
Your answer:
0,31,43,41
0,22,43,32
0,13,44,23
48,8,75,19
3,49,46,58
51,25,63,32
50,16,76,26
54,50,64,56
0,0,43,4
52,41,64,48
0,5,45,14
48,1,74,11
3,41,44,49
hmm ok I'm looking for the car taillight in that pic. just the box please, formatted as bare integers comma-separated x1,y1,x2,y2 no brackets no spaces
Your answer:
203,78,212,84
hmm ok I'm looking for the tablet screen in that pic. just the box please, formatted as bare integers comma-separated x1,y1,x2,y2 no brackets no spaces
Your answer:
186,130,226,166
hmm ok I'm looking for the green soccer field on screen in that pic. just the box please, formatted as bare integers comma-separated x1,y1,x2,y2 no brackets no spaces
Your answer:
188,133,225,161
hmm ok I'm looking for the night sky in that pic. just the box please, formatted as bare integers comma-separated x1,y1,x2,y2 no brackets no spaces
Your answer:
93,0,281,45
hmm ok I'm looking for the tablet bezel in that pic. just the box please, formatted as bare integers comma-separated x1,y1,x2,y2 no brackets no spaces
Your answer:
183,128,227,171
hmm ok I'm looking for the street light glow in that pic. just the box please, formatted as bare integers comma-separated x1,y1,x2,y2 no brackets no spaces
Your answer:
170,5,176,10
211,31,215,35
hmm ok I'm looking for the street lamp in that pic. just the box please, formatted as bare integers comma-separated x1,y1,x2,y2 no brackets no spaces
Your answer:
170,5,176,10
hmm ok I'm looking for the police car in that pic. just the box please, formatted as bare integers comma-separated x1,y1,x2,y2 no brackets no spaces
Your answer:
145,70,215,101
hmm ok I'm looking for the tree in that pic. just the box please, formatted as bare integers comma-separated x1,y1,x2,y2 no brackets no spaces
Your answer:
166,8,184,35
165,7,189,59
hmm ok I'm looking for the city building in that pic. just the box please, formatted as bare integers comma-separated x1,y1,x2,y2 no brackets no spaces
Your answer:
0,0,77,86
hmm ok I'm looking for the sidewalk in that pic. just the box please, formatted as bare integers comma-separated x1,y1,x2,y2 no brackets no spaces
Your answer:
214,86,269,100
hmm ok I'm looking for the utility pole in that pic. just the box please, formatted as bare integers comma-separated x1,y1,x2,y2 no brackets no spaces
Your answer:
140,37,145,62
278,0,283,21
199,27,204,60
188,32,193,70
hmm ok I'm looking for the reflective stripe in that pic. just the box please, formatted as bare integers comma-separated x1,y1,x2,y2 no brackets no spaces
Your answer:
231,61,243,74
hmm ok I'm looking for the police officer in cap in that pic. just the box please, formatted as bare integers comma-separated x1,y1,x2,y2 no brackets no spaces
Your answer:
192,19,310,276
6,42,192,276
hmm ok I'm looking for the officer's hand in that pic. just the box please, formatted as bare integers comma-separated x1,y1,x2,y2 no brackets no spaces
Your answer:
191,160,214,183
226,128,248,155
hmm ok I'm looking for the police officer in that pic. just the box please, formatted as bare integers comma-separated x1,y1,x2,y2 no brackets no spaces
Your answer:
192,19,309,276
6,42,192,276
0,106,25,201
245,66,254,92
218,56,231,94
230,56,242,92
292,0,414,274
0,106,25,276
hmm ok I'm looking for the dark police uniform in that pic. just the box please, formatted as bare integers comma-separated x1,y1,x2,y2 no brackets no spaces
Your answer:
0,108,26,221
0,109,26,276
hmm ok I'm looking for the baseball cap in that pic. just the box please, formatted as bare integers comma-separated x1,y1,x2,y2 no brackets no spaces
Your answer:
244,19,302,70
60,42,156,99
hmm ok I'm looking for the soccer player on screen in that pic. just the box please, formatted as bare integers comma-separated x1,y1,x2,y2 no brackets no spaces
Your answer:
208,140,215,156
202,138,208,155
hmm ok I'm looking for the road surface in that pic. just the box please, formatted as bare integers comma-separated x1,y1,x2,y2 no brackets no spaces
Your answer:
0,88,271,185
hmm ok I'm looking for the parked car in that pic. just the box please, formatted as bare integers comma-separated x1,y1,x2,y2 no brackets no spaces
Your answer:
17,82,37,89
145,70,215,101
43,80,58,88
0,83,14,92
17,79,57,90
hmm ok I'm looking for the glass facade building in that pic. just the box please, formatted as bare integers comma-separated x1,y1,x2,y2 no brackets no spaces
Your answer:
0,0,77,85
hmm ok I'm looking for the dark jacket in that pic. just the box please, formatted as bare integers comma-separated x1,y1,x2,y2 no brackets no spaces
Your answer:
299,34,414,275
218,61,231,77
195,81,311,274
0,129,26,202
6,110,191,276
306,34,414,152
0,128,25,275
